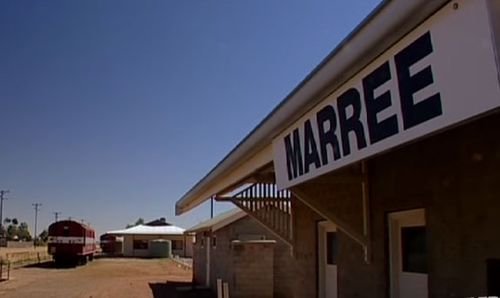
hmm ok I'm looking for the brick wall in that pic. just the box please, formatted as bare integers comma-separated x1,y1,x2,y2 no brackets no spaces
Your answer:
194,109,500,298
213,216,294,298
192,215,294,297
288,112,500,297
369,113,500,297
231,240,275,298
289,198,323,298
192,233,207,286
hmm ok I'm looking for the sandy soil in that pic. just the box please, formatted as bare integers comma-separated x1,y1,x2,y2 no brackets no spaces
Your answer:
0,246,47,258
0,258,212,298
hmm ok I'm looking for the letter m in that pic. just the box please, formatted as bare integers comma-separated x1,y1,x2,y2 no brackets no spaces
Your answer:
284,129,304,181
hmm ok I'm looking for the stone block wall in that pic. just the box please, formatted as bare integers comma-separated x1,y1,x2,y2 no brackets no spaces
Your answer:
287,113,500,297
192,233,207,286
209,216,294,298
231,240,275,298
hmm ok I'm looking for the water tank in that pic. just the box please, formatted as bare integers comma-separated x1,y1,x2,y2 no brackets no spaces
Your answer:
149,239,171,258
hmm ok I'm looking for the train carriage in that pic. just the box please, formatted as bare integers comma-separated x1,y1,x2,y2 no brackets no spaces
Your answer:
48,220,96,265
99,233,123,255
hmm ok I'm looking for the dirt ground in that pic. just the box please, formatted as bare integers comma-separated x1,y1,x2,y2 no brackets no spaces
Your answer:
0,258,213,298
0,246,46,258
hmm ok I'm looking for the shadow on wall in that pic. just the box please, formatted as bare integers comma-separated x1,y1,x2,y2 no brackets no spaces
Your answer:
149,281,215,298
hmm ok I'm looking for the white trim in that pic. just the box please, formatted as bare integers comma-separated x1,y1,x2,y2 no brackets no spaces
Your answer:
318,221,338,298
177,144,273,214
388,208,427,298
107,224,185,236
48,236,84,244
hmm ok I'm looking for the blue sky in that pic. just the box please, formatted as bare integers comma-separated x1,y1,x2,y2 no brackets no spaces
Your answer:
0,0,380,237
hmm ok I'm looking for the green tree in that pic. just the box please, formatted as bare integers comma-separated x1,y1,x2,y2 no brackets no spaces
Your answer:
126,218,144,228
17,222,31,241
6,224,18,240
12,218,18,225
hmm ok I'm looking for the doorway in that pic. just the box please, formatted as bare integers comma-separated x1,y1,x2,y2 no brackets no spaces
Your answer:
318,221,338,298
389,209,428,298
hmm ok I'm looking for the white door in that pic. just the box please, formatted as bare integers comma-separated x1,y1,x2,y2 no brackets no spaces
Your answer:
318,221,338,298
389,209,428,298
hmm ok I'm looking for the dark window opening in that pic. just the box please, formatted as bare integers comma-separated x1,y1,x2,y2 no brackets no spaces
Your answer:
401,226,427,273
212,236,217,247
172,240,183,250
63,226,69,237
487,258,500,296
133,240,148,250
326,232,337,265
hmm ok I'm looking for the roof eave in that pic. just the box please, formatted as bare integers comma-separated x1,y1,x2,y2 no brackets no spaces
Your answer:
175,0,450,215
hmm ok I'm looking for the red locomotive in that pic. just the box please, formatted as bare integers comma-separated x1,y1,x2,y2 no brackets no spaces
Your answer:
48,220,96,265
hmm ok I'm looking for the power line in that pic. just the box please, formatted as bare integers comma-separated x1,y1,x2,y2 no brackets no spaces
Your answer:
32,203,42,246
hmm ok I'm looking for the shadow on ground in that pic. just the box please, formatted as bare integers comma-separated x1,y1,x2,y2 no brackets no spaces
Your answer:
25,260,77,269
149,281,216,298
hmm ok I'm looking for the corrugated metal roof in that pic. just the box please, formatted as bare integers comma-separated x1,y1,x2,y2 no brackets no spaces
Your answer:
185,208,246,233
107,224,185,236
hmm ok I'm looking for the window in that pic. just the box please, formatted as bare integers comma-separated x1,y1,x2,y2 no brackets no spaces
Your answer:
63,226,70,237
326,232,337,265
172,240,183,250
212,236,217,247
401,226,427,273
133,239,148,250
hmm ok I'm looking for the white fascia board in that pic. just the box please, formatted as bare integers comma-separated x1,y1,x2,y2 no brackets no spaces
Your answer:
175,144,273,214
175,0,449,215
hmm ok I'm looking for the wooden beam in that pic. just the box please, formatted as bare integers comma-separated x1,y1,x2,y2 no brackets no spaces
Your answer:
250,172,276,184
291,186,367,247
214,195,233,202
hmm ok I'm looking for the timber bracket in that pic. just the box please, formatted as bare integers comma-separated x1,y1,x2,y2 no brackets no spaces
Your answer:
215,183,294,248
292,162,372,264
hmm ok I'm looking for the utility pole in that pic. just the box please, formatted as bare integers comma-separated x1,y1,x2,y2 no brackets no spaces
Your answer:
53,212,61,222
210,196,214,219
0,190,9,238
32,203,42,246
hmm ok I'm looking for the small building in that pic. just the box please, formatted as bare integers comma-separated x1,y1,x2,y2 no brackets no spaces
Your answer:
175,1,500,297
107,219,193,258
186,208,293,298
